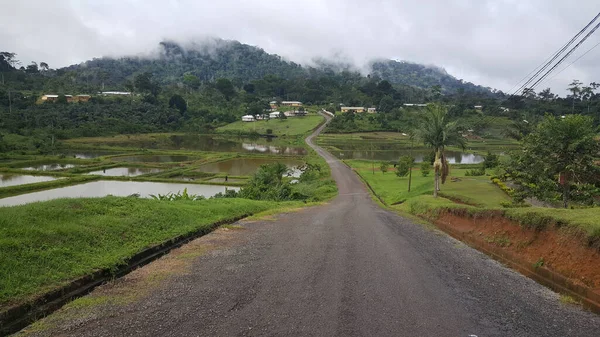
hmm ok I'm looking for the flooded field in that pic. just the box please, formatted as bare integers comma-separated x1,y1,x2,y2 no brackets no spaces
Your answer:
21,163,79,171
196,158,303,176
112,155,195,163
331,149,484,163
0,174,59,188
86,167,163,177
0,181,238,207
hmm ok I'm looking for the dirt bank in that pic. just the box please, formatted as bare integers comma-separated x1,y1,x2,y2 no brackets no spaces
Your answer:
435,211,600,290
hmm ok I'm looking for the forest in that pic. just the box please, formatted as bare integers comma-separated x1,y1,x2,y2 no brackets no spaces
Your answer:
1,42,600,153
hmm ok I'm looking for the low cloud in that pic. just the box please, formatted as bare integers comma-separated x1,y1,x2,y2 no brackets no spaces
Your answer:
1,0,599,95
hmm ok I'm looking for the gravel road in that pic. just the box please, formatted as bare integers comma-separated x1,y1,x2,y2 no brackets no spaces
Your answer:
21,113,600,337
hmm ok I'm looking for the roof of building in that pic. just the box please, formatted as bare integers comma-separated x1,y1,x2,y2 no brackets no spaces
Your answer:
43,95,59,98
101,91,132,95
281,101,302,104
77,94,91,97
342,107,365,109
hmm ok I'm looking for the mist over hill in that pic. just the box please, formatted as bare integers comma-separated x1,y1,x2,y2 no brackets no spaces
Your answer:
65,39,496,95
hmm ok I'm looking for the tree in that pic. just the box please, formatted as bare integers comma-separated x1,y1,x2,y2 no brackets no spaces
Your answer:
169,94,187,114
215,78,236,100
395,156,414,177
134,72,160,97
243,83,255,94
39,62,49,72
380,162,389,174
0,52,18,71
183,73,201,91
568,80,582,113
420,161,431,177
483,151,499,169
415,103,466,197
505,114,600,208
25,62,39,74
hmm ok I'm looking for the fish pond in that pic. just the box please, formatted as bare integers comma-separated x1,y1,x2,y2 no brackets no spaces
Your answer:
0,174,59,188
85,167,163,177
196,158,304,176
0,181,238,207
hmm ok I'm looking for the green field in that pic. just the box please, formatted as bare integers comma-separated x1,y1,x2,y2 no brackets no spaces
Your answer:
0,197,306,306
217,115,324,136
346,159,600,242
347,160,510,207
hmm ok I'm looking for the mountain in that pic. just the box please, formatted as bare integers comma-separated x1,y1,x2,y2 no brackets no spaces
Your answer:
63,39,494,95
369,60,493,94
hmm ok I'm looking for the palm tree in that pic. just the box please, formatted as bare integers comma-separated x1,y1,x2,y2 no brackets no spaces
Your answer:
415,104,466,197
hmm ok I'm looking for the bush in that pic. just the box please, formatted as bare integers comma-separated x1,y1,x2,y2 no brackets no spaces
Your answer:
465,166,486,176
483,151,499,169
491,177,514,196
380,162,390,174
420,162,431,177
266,129,273,135
396,156,414,177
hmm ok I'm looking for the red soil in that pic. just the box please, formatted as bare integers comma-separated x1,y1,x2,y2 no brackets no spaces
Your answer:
436,212,600,290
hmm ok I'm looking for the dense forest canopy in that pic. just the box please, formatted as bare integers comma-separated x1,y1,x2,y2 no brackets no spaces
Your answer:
1,40,600,153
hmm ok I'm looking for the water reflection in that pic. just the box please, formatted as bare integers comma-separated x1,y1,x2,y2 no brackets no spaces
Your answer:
0,174,58,187
112,155,193,163
333,150,484,163
0,181,239,207
197,158,303,176
241,143,307,155
21,163,78,171
86,167,163,176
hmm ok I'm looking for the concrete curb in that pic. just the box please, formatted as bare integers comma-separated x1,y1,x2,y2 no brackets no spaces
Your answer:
0,214,251,336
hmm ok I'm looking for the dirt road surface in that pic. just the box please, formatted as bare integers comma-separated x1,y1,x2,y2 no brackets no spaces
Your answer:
20,114,600,337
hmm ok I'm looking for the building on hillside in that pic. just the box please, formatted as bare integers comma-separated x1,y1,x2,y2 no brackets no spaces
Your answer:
41,94,59,102
474,105,483,110
499,106,510,112
341,106,365,113
241,115,255,122
254,114,269,120
269,111,282,119
76,94,91,102
101,91,132,96
367,107,377,114
65,95,74,103
281,101,303,107
403,103,428,107
269,101,278,109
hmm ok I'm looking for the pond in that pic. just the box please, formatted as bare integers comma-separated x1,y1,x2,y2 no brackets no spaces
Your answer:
21,163,79,171
86,167,163,177
80,134,307,155
63,152,118,159
0,174,59,188
0,181,239,207
112,155,194,163
331,150,484,164
196,158,303,176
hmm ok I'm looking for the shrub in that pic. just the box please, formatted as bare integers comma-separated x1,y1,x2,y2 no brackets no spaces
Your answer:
465,166,486,176
483,151,499,169
380,162,390,174
420,162,431,177
266,129,273,135
396,156,414,177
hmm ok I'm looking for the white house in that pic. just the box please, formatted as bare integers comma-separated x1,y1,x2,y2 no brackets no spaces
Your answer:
269,111,282,118
367,107,377,114
101,91,131,96
241,115,255,122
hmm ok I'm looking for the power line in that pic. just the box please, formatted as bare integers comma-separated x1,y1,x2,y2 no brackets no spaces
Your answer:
511,12,600,96
528,20,600,91
539,39,600,85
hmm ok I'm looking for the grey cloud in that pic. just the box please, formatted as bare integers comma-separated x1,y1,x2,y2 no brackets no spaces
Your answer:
1,0,599,94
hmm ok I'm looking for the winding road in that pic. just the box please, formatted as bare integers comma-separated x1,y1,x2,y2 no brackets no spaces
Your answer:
24,113,600,336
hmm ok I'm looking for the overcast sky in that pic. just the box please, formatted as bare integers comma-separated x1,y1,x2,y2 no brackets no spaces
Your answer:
1,0,599,95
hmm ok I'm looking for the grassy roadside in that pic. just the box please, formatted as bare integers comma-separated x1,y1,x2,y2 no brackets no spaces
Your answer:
0,197,306,308
345,159,600,244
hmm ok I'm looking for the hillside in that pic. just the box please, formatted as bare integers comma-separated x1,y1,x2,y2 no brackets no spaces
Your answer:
369,60,493,95
62,39,494,95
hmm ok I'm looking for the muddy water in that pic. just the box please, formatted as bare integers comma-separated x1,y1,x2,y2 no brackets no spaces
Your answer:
86,167,163,177
21,163,79,171
112,155,194,163
0,181,239,207
196,158,303,176
0,174,59,188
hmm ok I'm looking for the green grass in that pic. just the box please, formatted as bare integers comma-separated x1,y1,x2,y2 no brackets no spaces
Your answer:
345,160,510,208
217,115,324,137
0,197,301,306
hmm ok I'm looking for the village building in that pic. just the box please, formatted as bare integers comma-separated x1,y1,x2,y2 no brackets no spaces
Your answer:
280,101,303,107
101,91,132,96
41,94,59,102
269,111,282,119
367,107,377,114
76,94,91,102
241,115,255,122
341,106,365,113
